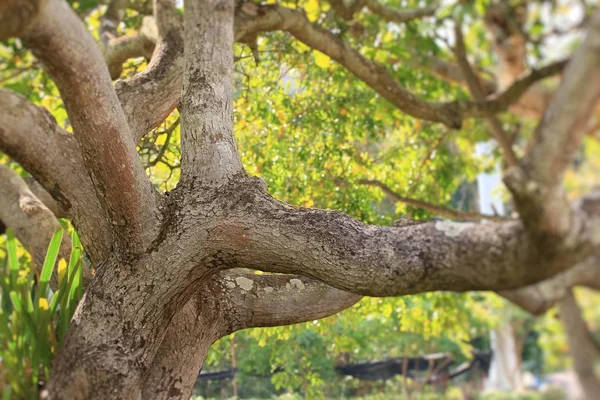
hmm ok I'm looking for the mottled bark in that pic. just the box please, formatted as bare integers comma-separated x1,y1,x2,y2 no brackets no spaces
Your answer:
1,0,599,399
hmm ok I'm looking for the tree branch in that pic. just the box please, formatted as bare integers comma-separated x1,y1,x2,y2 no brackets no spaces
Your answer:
203,179,600,297
0,89,112,263
0,164,70,270
21,0,160,254
142,270,360,399
505,11,600,239
454,23,519,168
499,256,600,315
558,290,600,398
363,0,438,24
235,4,462,128
180,0,244,185
115,0,184,142
220,270,361,331
358,179,506,222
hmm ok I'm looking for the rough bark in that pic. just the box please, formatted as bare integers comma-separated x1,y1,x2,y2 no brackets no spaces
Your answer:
0,0,599,399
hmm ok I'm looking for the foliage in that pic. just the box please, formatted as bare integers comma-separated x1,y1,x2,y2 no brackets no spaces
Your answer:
0,229,84,399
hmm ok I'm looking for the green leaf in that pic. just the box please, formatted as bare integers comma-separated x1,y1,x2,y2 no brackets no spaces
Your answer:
36,228,63,303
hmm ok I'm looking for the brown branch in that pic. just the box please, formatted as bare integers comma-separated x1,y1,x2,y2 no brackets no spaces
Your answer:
0,0,43,40
521,11,600,189
21,0,160,254
558,290,600,398
235,4,462,128
195,179,600,297
505,10,600,239
103,16,157,79
358,179,506,222
0,89,112,263
0,164,71,272
454,23,519,168
458,60,568,118
499,256,600,315
221,270,361,331
363,0,438,23
180,0,244,185
115,0,184,142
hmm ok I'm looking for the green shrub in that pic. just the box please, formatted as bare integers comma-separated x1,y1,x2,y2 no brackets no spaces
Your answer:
0,229,84,399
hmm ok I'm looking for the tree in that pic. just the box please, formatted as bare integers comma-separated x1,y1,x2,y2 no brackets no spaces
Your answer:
0,0,599,398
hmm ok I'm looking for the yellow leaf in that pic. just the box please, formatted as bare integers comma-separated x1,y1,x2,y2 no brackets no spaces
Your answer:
314,51,331,69
304,198,314,208
58,258,67,284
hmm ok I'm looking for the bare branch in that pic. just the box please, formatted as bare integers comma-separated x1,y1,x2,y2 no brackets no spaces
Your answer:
142,271,359,399
454,23,519,168
115,0,184,142
0,164,70,269
0,89,112,263
558,290,600,398
499,256,600,315
21,0,160,254
203,179,600,297
103,16,157,79
520,11,600,189
363,0,438,24
180,0,244,185
505,11,600,238
221,270,361,331
358,179,506,222
458,60,567,118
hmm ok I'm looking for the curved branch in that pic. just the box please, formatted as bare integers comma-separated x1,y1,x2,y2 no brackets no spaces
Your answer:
0,164,70,270
104,16,157,79
204,179,599,297
21,0,160,253
505,11,600,239
363,0,438,23
235,4,462,128
115,0,184,142
358,179,506,222
220,270,361,331
142,270,359,399
0,89,111,263
454,23,518,168
499,256,600,315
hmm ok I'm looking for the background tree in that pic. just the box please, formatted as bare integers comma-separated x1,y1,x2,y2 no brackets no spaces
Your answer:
1,0,600,399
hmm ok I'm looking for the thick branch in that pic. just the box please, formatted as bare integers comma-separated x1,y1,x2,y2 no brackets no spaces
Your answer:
505,11,600,239
358,179,506,222
207,178,599,297
0,164,70,270
142,271,359,399
520,11,600,189
180,0,244,185
21,0,159,254
499,257,600,315
115,0,183,142
0,90,111,263
363,0,437,23
221,270,361,331
0,0,42,40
